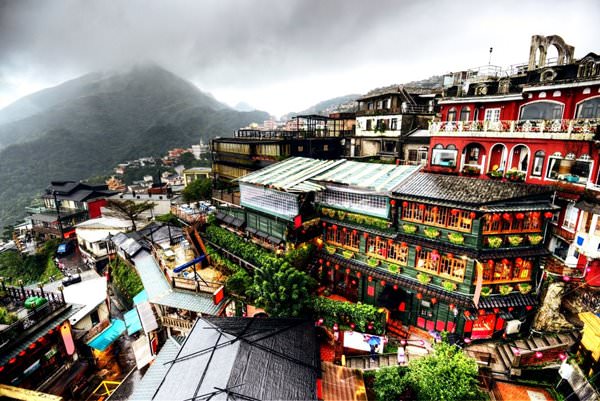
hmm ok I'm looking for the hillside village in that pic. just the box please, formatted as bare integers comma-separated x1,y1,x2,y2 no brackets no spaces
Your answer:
1,34,600,401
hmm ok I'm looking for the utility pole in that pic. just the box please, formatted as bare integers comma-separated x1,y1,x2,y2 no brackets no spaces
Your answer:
488,47,493,65
53,190,64,239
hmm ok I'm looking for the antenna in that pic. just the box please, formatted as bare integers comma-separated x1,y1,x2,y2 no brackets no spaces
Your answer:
488,47,494,65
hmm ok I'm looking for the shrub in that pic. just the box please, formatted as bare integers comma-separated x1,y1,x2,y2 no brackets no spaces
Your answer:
374,366,410,401
311,297,386,334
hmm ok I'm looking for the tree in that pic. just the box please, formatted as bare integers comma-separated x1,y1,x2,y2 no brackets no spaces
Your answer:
374,366,410,401
250,258,316,317
106,199,156,231
406,340,485,401
182,178,212,203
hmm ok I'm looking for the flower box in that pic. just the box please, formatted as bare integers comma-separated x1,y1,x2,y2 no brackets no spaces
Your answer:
487,236,503,248
448,232,465,245
388,263,400,274
499,285,513,295
517,283,532,294
325,245,336,255
442,280,457,291
423,227,440,239
528,234,543,245
507,235,524,246
417,272,431,284
367,258,380,267
402,224,417,234
481,286,492,297
342,250,355,259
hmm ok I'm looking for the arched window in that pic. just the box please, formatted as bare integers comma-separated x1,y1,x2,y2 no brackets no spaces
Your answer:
460,107,471,121
576,97,600,119
431,144,457,167
447,108,457,122
520,101,564,120
532,151,545,177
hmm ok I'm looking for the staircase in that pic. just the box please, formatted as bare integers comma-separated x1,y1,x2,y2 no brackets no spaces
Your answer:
387,319,409,339
345,353,400,370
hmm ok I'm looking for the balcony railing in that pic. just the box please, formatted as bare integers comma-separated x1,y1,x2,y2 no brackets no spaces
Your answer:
430,119,599,140
552,225,576,242
161,315,195,331
357,104,434,116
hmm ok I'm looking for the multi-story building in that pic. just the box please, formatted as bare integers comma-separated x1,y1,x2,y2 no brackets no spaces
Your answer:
350,86,438,161
28,181,116,240
427,34,600,280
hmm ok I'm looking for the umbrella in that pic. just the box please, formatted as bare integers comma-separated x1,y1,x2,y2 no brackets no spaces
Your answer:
367,336,381,347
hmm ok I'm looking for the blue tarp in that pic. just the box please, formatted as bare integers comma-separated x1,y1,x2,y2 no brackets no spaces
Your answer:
124,309,142,335
87,319,126,351
173,255,205,273
132,290,148,305
57,244,67,253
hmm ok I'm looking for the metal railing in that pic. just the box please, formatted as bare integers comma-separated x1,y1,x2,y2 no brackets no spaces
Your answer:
161,315,195,331
430,118,599,139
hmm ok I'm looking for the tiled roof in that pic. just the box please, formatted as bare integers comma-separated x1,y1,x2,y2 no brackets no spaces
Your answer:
393,173,553,206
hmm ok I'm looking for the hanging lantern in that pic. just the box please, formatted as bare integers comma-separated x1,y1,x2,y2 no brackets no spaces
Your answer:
544,211,553,219
333,323,339,331
488,259,495,267
18,351,25,357
502,258,510,265
393,284,398,290
470,212,477,219
508,307,514,312
449,303,455,310
532,211,541,218
390,199,396,206
525,305,533,311
375,236,381,242
432,206,439,213
415,245,422,252
322,222,327,227
388,239,394,246
335,264,340,270
318,318,324,325
402,201,409,208
363,232,369,239
418,204,426,211
502,213,512,221
356,272,362,278
326,261,331,267
516,258,523,265
535,351,543,359
351,280,357,285
559,353,567,361
464,310,471,317
319,258,323,265
345,268,351,274
352,229,357,235
432,249,439,255
401,242,407,247
368,276,373,282
492,213,501,222
416,293,423,300
516,213,525,220
342,227,347,233
478,309,485,316
367,322,374,330
380,280,386,287
447,253,454,259
350,323,356,330
493,308,500,313
451,209,459,216
332,224,338,230
431,297,437,305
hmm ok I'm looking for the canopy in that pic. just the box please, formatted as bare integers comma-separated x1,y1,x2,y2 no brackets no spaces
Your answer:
124,309,142,336
57,244,67,253
87,319,125,351
133,290,149,306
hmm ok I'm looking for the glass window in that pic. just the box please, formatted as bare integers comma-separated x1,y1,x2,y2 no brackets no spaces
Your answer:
576,97,600,119
460,107,471,121
366,120,372,131
431,147,457,167
562,203,579,231
390,118,398,130
484,108,501,122
447,108,457,122
532,151,545,176
520,101,564,120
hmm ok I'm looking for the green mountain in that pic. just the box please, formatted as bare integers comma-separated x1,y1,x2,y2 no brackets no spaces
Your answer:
0,65,269,227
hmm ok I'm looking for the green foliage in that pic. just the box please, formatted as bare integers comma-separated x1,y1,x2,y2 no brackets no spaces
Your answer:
122,164,172,185
110,257,144,305
182,178,212,203
39,254,64,284
0,306,17,325
284,243,316,270
155,213,182,227
406,341,485,401
0,239,60,285
374,366,410,401
311,297,386,334
178,152,211,169
107,199,156,230
206,244,252,298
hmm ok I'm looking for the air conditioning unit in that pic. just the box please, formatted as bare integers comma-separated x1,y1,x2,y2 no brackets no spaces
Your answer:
505,320,522,335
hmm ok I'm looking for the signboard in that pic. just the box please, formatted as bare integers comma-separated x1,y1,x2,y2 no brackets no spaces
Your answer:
213,286,225,305
132,335,154,370
473,261,484,308
137,301,158,334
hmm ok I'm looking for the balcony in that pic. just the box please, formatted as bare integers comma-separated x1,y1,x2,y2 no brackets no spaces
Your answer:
357,104,433,116
161,315,194,332
552,225,576,242
430,119,599,140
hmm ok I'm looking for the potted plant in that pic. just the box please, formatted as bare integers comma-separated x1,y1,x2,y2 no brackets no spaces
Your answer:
462,166,480,176
481,286,492,297
487,167,504,180
448,232,465,245
342,250,355,259
325,245,336,255
499,285,513,295
417,272,431,284
424,227,440,239
517,283,532,294
388,263,400,274
442,280,457,291
487,236,503,248
527,234,543,245
402,224,417,234
367,258,380,267
507,235,524,246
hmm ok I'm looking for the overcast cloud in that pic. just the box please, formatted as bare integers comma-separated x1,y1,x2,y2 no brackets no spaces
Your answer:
0,0,598,116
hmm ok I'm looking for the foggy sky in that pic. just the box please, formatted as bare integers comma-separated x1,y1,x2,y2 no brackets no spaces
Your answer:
0,0,598,117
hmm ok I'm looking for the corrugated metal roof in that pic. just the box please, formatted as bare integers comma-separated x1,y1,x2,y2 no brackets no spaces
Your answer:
238,157,344,192
313,162,421,193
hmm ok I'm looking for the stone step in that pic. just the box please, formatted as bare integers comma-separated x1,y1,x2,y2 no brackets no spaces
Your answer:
531,336,548,349
525,338,537,350
495,345,512,371
556,333,574,345
514,339,528,349
545,335,560,346
501,343,517,367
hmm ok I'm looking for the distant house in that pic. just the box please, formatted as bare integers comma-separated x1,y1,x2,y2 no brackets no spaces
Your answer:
129,317,319,401
75,216,133,270
29,181,117,240
182,167,211,186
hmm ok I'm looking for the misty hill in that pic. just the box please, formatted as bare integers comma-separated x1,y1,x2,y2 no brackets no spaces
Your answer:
234,101,256,112
0,65,268,227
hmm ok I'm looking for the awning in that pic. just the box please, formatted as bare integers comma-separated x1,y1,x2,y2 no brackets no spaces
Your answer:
267,235,283,245
133,290,149,305
87,319,126,351
173,255,206,273
57,244,67,253
124,309,142,336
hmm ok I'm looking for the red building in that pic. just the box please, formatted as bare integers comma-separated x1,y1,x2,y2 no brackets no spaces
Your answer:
427,34,600,279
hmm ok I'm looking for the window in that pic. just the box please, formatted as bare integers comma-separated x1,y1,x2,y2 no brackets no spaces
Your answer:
520,101,564,120
460,107,471,121
323,144,329,151
326,227,359,251
240,183,299,219
481,258,532,283
408,149,418,162
366,236,408,265
484,108,501,122
316,189,388,218
416,249,466,281
447,108,457,122
297,146,304,152
532,151,545,177
431,145,457,167
562,203,579,231
482,212,542,234
576,97,600,119
402,202,473,232
366,120,372,131
368,101,373,110
390,118,398,130
546,153,592,184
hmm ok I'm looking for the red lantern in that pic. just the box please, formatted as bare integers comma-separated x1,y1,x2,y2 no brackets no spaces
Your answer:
18,351,25,357
431,297,437,305
532,211,541,218
451,209,459,216
368,276,373,282
326,261,331,267
380,280,386,287
350,323,356,330
508,307,514,312
478,309,485,316
332,224,338,230
363,232,369,239
356,272,362,278
464,310,471,317
352,229,357,235
390,199,396,206
493,308,500,313
319,258,323,265
516,258,523,265
322,222,327,227
432,206,439,213
388,239,394,245
335,264,340,270
432,249,439,255
535,351,543,359
416,293,423,300
447,253,454,259
342,227,347,232
393,284,398,290
401,242,407,247
402,201,409,207
502,213,512,221
488,259,495,267
526,305,533,311
345,268,351,274
9,358,16,364
418,204,426,211
492,213,501,222
502,258,510,265
376,236,381,242
516,213,525,220
415,245,422,252
544,211,553,219
449,303,455,310
470,212,476,219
